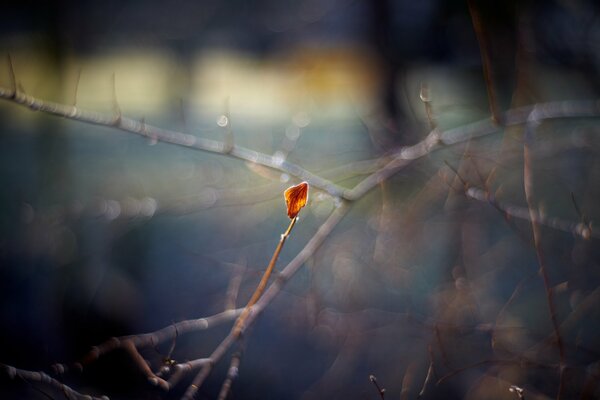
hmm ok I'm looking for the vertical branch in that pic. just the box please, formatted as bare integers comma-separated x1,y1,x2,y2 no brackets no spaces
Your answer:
71,68,82,107
369,374,386,399
418,345,436,398
220,96,234,154
217,349,243,400
400,363,416,400
6,54,16,98
183,202,344,400
110,72,121,125
467,0,501,124
179,98,187,129
418,363,434,398
2,364,109,400
225,260,246,311
182,333,237,399
522,109,565,400
233,217,297,336
420,83,437,130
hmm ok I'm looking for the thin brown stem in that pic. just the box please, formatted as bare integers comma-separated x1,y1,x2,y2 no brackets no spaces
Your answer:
182,204,349,399
233,217,297,336
467,0,501,124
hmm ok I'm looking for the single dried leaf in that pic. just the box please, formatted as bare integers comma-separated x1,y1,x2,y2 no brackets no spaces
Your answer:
284,182,309,219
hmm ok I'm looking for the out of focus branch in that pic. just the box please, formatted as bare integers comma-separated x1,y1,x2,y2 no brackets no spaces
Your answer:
52,308,242,391
2,363,108,400
465,186,594,239
182,203,349,398
217,350,242,400
522,108,566,400
0,84,598,203
0,85,345,199
344,100,600,200
441,162,594,239
1,69,599,400
468,0,501,124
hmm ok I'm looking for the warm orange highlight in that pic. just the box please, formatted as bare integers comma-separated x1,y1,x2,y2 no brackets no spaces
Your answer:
284,182,309,219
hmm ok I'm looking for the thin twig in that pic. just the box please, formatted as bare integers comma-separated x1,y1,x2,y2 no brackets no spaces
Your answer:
6,55,16,97
217,350,243,400
0,71,598,400
418,362,434,398
401,363,416,400
71,68,81,107
0,84,346,198
110,72,121,125
420,82,437,130
2,364,108,400
0,84,597,202
52,308,242,376
467,0,501,124
167,358,212,389
225,260,247,311
233,217,297,336
182,203,349,399
464,186,594,239
369,374,386,399
522,108,566,400
436,358,554,385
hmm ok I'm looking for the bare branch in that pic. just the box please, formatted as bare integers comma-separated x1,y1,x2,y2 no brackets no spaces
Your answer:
220,96,234,154
436,358,554,386
522,108,566,400
467,0,501,124
53,308,242,376
465,186,594,239
6,54,16,97
369,374,386,399
110,73,121,125
182,203,350,398
420,82,437,130
71,68,82,107
2,363,108,400
166,358,212,389
417,362,434,398
225,260,246,311
233,216,297,336
0,83,597,202
217,351,242,400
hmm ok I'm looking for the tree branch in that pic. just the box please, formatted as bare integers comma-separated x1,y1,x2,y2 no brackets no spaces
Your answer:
2,363,108,400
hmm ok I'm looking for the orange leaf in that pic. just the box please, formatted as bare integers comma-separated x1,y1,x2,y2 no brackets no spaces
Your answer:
284,182,309,219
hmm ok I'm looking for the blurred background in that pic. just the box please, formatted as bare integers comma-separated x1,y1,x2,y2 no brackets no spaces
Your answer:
0,0,599,399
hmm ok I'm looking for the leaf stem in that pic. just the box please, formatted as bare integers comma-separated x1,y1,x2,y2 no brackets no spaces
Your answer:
233,217,297,335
